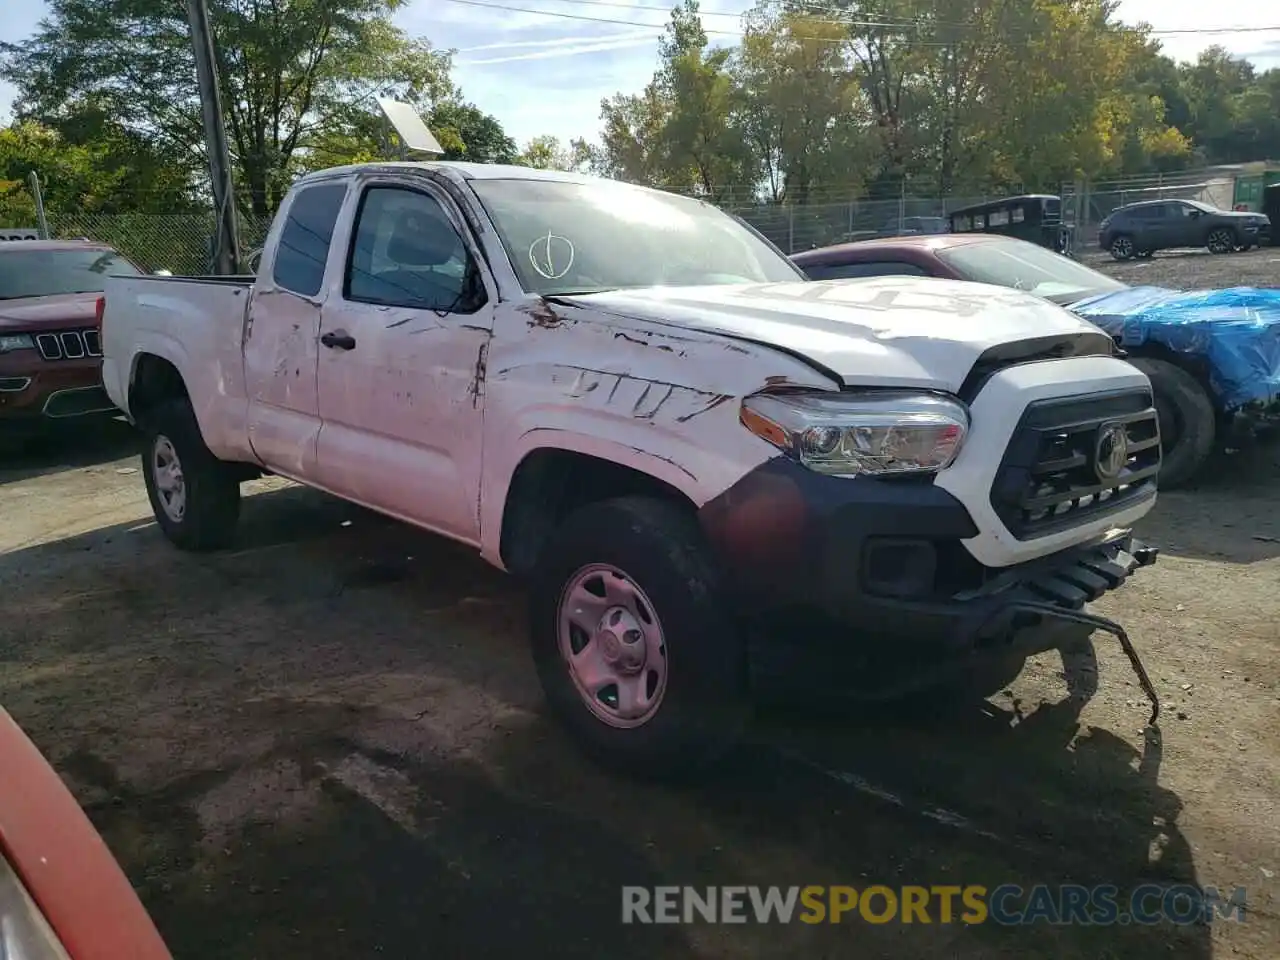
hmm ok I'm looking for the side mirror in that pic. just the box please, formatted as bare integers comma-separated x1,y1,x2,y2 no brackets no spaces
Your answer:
1189,210,1202,218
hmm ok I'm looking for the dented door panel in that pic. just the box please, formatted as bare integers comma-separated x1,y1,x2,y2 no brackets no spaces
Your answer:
313,299,491,543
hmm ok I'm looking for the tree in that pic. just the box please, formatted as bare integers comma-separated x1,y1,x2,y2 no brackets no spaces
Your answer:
429,101,516,164
595,2,751,198
0,119,194,222
0,0,464,216
515,135,591,171
735,5,871,202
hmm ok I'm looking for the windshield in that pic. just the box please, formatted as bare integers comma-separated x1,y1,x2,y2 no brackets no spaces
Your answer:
468,178,803,295
936,238,1125,303
0,247,140,301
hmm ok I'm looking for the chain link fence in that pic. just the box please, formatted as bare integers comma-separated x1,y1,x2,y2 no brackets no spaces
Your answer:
4,166,1245,268
728,194,1007,253
45,212,273,274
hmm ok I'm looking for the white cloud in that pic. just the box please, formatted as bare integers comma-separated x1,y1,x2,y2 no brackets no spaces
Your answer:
461,35,662,65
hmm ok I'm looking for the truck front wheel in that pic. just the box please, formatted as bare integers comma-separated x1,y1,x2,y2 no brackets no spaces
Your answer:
529,496,749,779
141,399,241,551
1127,357,1215,488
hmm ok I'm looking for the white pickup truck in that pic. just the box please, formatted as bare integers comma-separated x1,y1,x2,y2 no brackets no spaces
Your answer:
102,162,1163,777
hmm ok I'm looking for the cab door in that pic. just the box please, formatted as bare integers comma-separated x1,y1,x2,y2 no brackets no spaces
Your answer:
242,180,349,476
312,178,495,545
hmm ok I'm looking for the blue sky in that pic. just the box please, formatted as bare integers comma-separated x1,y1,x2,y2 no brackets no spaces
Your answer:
2,0,1278,150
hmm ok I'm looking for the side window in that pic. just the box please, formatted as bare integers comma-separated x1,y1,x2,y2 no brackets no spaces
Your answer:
272,183,347,297
1174,203,1199,218
807,261,931,280
344,186,483,313
1134,205,1164,221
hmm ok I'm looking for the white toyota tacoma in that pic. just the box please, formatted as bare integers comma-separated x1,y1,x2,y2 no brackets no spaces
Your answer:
101,162,1163,777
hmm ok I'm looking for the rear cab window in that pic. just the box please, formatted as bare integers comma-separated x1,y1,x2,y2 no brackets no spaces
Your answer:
0,247,140,301
272,183,348,296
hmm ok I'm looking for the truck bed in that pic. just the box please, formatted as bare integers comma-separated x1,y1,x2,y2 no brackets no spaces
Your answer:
100,273,256,461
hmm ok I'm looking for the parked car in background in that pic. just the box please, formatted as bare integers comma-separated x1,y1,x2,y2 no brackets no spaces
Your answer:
0,240,139,441
879,215,948,237
792,233,1280,486
1097,199,1271,260
0,707,171,959
792,233,1124,301
102,161,1162,777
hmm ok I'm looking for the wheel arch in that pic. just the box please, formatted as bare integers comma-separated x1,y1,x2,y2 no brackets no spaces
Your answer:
495,442,705,578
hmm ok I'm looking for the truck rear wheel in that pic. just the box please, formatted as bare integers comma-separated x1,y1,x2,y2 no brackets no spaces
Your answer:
141,398,241,551
1127,357,1215,488
529,496,750,779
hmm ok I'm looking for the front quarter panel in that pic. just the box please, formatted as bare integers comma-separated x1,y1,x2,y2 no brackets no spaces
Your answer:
478,298,837,566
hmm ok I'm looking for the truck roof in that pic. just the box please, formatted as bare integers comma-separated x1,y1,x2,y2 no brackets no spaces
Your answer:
296,160,614,189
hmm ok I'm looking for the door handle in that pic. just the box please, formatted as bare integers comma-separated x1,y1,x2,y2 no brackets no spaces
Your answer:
320,330,356,350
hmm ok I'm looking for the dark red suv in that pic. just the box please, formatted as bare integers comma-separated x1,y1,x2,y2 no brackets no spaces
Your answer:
0,241,141,438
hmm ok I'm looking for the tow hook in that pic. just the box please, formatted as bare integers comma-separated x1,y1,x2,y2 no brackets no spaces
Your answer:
1009,600,1161,726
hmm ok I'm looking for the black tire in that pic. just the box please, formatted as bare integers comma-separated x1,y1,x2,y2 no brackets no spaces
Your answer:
140,398,241,550
1128,357,1216,488
1108,235,1135,261
1206,227,1236,254
529,496,749,779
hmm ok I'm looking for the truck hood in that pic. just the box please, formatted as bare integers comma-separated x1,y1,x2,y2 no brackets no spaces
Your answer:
555,277,1111,392
0,292,101,331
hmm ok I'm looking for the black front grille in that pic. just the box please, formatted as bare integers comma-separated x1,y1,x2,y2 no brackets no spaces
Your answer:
34,329,101,361
991,389,1161,540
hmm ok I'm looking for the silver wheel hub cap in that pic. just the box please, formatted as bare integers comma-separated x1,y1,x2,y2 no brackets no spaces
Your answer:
152,435,187,522
557,564,668,729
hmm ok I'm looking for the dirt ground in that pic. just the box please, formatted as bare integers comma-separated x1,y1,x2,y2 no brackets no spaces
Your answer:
1,415,1277,960
1081,244,1280,288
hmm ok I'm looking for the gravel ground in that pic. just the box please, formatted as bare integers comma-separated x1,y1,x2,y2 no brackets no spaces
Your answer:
2,421,1278,959
1083,245,1280,288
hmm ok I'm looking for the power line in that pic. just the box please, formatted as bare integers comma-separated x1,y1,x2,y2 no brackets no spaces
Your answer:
442,0,1280,43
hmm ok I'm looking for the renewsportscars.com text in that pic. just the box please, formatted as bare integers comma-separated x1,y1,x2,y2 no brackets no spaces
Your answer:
621,884,1247,926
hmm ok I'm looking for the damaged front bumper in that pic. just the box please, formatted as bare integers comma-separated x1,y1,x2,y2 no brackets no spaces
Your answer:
697,457,1161,719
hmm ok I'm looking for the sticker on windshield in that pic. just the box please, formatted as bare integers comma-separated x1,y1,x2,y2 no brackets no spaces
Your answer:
528,229,575,280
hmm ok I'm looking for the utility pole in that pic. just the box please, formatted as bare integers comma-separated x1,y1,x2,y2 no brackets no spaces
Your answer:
187,0,242,275
27,171,49,240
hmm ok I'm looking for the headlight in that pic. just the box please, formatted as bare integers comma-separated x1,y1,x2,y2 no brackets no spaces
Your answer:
740,391,968,477
0,334,35,354
0,854,70,959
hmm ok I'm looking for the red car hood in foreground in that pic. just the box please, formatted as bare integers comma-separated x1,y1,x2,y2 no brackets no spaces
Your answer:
0,294,101,332
0,708,170,959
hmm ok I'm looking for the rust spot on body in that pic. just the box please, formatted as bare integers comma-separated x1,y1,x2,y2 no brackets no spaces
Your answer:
676,393,732,422
468,340,489,408
520,301,565,328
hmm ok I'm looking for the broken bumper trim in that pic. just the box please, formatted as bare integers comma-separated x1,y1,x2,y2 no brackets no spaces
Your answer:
745,531,1159,707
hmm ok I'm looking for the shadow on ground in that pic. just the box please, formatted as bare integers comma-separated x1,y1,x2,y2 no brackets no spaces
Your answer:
1135,446,1280,564
1,485,1212,959
0,416,139,485
62,697,1208,960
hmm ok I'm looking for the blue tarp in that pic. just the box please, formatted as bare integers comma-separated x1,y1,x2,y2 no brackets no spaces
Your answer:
1069,285,1280,411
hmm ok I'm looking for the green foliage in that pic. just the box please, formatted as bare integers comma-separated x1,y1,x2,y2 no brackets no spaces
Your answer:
515,135,592,171
588,0,1276,199
0,0,517,217
0,120,196,225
